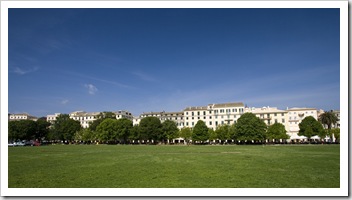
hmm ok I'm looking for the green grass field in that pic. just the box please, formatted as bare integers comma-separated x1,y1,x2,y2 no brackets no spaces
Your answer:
8,144,340,188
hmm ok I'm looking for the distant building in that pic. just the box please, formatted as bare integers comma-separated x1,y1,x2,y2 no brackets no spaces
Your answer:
8,113,38,121
133,102,245,130
115,110,133,121
47,110,133,128
69,111,101,128
245,106,288,127
184,102,245,129
135,111,185,129
286,107,318,141
47,113,61,124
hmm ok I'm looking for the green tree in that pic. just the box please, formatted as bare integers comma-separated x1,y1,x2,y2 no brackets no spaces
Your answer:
208,128,217,142
215,124,231,144
298,116,325,142
192,120,209,144
35,118,51,141
74,129,96,144
116,118,133,143
130,125,140,143
96,118,119,144
319,110,339,142
330,128,340,142
234,113,267,143
89,112,116,131
51,114,81,141
266,123,289,142
8,121,20,141
179,127,192,144
318,110,339,130
161,120,179,143
139,117,162,143
8,120,37,141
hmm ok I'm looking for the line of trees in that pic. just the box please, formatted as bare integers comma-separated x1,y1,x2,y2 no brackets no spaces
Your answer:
8,111,340,144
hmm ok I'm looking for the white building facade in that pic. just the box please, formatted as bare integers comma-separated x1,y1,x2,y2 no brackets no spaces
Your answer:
286,107,318,141
9,113,38,121
47,110,133,128
183,102,245,129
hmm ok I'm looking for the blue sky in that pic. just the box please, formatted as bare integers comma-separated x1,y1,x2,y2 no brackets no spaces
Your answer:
8,8,340,117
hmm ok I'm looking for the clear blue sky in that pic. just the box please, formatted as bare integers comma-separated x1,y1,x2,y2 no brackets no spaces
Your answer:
8,8,340,117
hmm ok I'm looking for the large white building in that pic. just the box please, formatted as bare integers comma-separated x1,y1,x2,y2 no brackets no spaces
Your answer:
47,110,133,128
183,102,245,129
133,102,245,130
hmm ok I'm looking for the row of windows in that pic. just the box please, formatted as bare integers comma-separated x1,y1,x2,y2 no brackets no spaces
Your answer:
289,111,314,115
186,108,244,116
185,120,237,127
186,115,237,120
10,116,27,119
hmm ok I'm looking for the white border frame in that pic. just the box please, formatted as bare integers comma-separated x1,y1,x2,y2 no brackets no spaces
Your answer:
1,0,348,197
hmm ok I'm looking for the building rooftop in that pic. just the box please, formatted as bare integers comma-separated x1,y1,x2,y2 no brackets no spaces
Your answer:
212,102,244,108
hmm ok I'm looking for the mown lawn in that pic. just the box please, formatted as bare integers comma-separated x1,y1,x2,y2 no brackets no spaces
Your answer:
8,144,340,188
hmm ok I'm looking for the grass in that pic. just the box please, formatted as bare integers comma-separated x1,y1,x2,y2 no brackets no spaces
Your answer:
8,144,340,188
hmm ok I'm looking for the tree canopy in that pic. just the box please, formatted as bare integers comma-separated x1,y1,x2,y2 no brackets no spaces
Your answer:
179,127,192,143
96,118,119,143
115,118,133,143
234,113,267,142
50,114,82,141
298,116,325,139
318,110,338,130
161,120,179,143
215,124,233,143
192,120,209,143
139,117,162,143
266,123,289,141
89,111,116,131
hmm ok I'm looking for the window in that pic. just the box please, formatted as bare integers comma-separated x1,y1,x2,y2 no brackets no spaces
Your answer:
192,122,194,126
186,122,189,126
186,112,188,115
210,116,212,119
186,117,188,120
197,111,200,115
275,119,278,123
192,112,194,116
192,117,194,120
209,122,212,125
209,111,212,114
215,121,218,126
198,117,200,120
274,113,277,116
282,119,285,123
234,109,237,112
203,111,206,115
282,113,284,116
203,117,206,120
